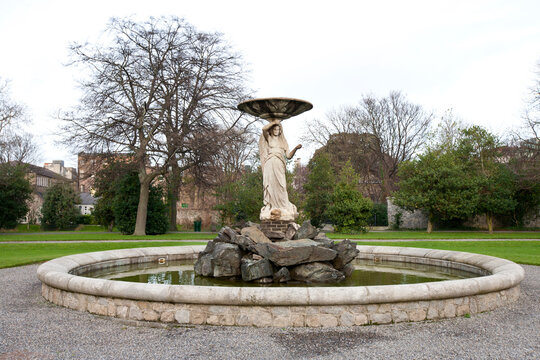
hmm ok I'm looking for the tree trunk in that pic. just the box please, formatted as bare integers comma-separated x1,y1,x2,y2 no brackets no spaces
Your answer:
426,213,433,233
168,186,179,232
486,213,493,234
133,176,151,236
167,163,183,232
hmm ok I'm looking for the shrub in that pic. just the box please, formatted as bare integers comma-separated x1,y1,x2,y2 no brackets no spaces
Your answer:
77,214,94,225
0,163,32,229
326,161,373,233
368,203,388,226
41,183,80,230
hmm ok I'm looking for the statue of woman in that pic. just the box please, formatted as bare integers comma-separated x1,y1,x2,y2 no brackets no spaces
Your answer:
259,119,302,221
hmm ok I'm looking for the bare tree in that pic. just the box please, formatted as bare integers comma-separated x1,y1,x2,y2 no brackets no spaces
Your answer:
508,61,540,190
302,91,433,199
357,91,434,195
0,131,40,163
0,79,40,164
300,105,360,148
61,17,251,235
0,79,25,134
429,109,467,151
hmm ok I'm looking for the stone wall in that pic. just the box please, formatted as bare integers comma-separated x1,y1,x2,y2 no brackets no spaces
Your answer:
387,198,428,229
177,183,219,230
463,215,504,230
41,283,520,327
37,245,525,328
387,198,540,230
522,209,540,228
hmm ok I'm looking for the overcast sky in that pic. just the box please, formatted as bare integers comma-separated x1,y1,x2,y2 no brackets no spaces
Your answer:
1,0,539,168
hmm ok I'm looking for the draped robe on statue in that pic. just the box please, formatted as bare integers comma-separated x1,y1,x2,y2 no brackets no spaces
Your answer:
259,123,298,221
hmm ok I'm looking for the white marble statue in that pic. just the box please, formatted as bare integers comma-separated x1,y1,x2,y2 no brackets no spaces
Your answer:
259,119,302,221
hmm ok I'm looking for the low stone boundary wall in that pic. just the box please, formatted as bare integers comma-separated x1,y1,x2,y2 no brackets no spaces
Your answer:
37,245,525,327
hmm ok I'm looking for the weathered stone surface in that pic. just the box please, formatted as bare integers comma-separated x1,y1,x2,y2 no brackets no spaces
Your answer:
320,223,335,233
218,226,239,241
199,240,217,255
244,221,260,229
294,220,318,240
241,258,274,281
254,239,337,267
285,222,300,240
290,262,345,283
263,230,285,240
342,263,355,277
241,226,272,245
194,240,218,276
273,267,291,283
313,233,334,248
212,243,242,277
194,242,242,277
216,233,256,252
332,239,359,270
193,253,213,276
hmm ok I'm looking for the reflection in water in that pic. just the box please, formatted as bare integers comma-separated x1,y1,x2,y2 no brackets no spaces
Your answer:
81,259,481,288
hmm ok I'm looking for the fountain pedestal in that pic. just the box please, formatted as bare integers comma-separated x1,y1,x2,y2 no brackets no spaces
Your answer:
260,220,291,235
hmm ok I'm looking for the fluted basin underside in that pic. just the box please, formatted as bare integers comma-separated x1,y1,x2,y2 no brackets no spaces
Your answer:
37,245,524,327
237,97,313,120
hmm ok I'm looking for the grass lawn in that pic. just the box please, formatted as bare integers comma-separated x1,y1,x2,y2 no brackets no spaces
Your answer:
1,239,538,269
0,232,217,242
329,231,540,240
0,241,206,269
353,241,540,266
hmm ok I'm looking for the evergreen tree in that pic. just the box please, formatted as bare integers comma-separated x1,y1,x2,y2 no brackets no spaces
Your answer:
303,152,335,227
112,172,168,235
214,167,263,224
0,163,32,229
41,183,80,230
92,160,137,231
326,161,373,233
393,150,481,232
455,126,517,232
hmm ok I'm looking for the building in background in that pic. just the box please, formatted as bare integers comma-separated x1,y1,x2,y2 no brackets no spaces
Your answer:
77,152,136,193
78,192,97,215
44,160,77,181
21,164,75,224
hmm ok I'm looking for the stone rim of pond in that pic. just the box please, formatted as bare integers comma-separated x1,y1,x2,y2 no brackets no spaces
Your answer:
37,245,524,306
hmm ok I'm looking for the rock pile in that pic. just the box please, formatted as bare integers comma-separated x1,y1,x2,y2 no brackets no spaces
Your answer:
194,221,359,284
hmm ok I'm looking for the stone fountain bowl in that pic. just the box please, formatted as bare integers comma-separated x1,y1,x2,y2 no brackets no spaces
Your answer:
37,245,524,327
237,97,313,120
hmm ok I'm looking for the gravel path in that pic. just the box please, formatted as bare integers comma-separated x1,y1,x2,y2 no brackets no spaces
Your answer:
0,264,538,359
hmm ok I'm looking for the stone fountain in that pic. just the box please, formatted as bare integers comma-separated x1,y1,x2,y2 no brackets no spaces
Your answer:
36,98,525,327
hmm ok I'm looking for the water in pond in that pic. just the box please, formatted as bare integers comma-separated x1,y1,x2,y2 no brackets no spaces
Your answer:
80,259,480,287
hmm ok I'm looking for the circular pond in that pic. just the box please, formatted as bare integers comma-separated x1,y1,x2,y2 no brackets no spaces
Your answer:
80,258,480,287
37,245,524,327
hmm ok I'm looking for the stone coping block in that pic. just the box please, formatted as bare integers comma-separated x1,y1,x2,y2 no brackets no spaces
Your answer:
38,245,524,308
